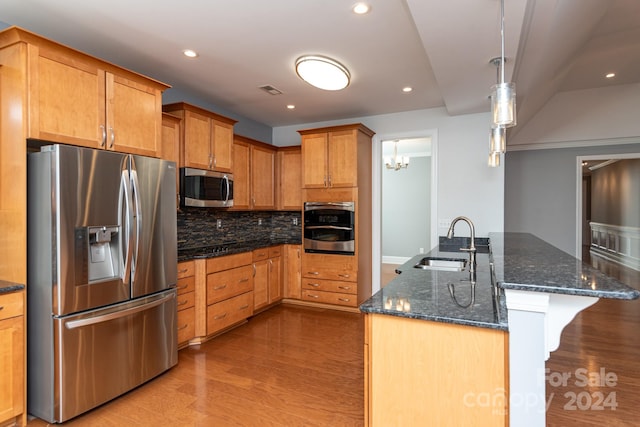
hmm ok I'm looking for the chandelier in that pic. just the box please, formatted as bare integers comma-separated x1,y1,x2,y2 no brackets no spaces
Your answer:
385,140,410,171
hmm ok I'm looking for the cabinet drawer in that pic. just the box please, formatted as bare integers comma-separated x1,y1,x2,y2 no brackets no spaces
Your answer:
301,289,358,307
177,306,195,344
206,252,252,273
302,278,357,294
177,260,195,279
176,276,195,295
268,246,282,258
0,291,24,320
252,248,269,261
207,265,253,304
207,291,253,335
302,268,357,282
176,291,195,311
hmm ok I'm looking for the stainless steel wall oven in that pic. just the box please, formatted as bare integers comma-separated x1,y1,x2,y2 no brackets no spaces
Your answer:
304,201,355,255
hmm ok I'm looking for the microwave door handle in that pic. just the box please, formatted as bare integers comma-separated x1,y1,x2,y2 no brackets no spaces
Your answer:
305,225,353,231
223,175,230,205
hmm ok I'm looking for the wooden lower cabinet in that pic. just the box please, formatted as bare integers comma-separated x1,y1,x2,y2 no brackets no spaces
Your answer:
283,244,302,299
365,313,508,426
0,291,25,426
253,246,283,311
207,291,253,333
300,252,358,308
176,261,196,348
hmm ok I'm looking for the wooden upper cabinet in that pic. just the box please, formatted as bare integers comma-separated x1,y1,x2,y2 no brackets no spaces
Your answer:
162,102,237,172
299,123,374,189
251,144,276,209
0,27,170,157
232,135,275,210
277,147,302,210
161,113,181,205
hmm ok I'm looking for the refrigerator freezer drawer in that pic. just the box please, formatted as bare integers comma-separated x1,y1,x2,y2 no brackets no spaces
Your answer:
30,290,178,423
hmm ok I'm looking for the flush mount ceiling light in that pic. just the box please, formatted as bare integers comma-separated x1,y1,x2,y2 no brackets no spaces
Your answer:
295,55,351,91
352,2,371,14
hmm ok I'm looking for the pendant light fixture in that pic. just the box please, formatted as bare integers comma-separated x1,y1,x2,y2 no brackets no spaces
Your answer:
490,0,516,128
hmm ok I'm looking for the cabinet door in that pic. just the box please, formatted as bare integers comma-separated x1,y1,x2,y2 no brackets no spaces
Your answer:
183,110,212,170
301,133,328,188
0,316,24,422
108,73,162,157
328,129,358,187
251,145,276,209
211,119,233,172
268,256,282,304
253,260,269,310
284,245,301,299
31,48,105,148
278,148,302,210
232,139,251,209
161,113,181,205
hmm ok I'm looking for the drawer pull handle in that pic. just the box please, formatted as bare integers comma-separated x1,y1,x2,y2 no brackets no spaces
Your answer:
338,298,351,302
177,284,188,290
338,274,350,278
308,294,319,299
239,278,250,283
178,268,189,273
177,324,189,331
309,283,320,287
214,313,227,320
239,304,249,310
213,284,227,290
177,299,188,307
307,271,320,275
0,306,4,311
338,286,351,290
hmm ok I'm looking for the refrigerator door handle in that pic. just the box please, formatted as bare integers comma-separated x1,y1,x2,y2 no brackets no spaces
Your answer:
129,158,142,281
120,168,133,285
64,293,175,330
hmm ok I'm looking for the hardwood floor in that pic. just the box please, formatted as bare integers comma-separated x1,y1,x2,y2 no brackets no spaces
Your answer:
27,305,364,426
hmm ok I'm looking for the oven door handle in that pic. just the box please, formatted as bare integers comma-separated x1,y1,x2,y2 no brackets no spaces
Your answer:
305,225,353,231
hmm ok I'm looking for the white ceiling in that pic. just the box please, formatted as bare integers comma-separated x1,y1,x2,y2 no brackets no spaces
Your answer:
2,0,639,138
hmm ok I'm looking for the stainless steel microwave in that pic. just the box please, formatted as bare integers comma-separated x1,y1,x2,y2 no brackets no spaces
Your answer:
179,167,234,208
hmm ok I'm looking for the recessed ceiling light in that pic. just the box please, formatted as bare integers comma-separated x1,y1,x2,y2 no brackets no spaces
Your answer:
402,87,413,93
605,72,615,79
183,49,198,58
295,55,350,91
287,104,295,110
353,3,371,14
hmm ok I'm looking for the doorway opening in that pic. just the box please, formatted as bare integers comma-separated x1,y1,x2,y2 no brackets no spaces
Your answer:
372,130,438,292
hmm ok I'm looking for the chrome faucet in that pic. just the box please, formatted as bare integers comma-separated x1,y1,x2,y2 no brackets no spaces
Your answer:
446,216,477,274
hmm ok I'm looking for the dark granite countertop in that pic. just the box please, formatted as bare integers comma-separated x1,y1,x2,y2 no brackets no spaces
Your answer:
491,232,640,299
178,237,302,262
0,280,25,295
359,232,639,331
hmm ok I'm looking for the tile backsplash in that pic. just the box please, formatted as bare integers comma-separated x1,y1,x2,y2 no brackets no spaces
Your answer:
177,207,302,250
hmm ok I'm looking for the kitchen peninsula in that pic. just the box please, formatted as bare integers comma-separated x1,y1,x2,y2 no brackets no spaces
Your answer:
360,232,640,427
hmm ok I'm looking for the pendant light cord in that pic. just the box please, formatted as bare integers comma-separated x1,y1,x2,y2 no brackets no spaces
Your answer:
500,0,505,85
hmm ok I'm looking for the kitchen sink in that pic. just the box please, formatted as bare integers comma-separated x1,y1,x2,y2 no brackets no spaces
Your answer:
414,256,467,271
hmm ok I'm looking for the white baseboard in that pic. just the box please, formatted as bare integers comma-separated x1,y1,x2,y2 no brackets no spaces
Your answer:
382,256,410,265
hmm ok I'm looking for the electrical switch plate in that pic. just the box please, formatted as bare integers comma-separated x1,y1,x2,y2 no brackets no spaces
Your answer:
216,219,222,229
293,218,298,226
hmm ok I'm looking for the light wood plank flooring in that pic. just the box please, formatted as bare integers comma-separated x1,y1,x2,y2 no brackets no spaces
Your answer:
27,258,639,426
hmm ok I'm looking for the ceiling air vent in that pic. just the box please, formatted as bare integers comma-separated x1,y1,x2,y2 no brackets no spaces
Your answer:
259,85,283,95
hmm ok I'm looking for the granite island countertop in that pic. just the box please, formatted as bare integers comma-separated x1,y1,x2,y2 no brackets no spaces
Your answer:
359,232,640,331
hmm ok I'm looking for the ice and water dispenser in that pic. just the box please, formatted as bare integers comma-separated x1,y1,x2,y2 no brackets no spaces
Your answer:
75,225,122,284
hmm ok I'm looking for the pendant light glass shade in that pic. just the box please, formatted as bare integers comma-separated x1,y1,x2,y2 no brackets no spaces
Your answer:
491,82,517,127
490,126,506,153
488,151,501,168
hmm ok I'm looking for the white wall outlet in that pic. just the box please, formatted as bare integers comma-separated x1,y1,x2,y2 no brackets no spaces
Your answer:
216,219,222,230
419,247,424,254
258,218,263,225
438,219,451,229
293,217,298,226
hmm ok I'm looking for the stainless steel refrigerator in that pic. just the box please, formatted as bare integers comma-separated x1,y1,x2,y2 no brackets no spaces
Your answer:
27,144,178,423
